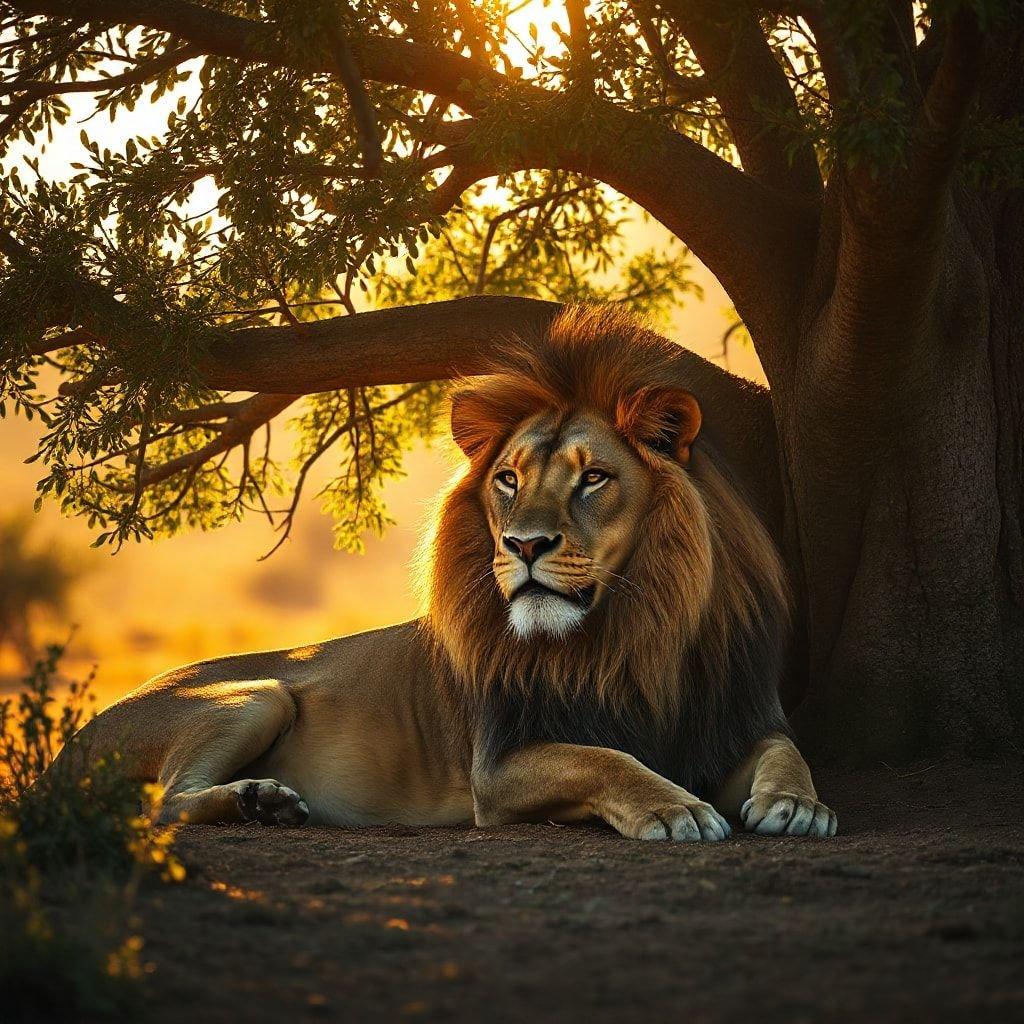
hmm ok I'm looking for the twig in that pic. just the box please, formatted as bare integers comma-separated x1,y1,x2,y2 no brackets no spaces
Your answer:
323,7,382,173
259,382,429,559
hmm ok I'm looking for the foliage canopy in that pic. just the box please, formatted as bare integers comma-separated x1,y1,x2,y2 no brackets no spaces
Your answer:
0,0,1020,551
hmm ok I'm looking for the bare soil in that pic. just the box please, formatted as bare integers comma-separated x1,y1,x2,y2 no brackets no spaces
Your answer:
137,762,1024,1024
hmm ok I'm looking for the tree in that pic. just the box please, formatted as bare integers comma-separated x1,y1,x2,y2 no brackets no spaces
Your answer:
0,0,1020,762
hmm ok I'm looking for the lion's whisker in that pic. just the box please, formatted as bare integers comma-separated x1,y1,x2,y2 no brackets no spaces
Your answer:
592,563,643,594
458,566,497,602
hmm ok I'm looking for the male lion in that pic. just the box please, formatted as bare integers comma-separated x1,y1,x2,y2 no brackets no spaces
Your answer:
54,307,835,841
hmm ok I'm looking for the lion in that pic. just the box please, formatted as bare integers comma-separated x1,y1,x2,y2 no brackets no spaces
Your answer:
50,306,835,841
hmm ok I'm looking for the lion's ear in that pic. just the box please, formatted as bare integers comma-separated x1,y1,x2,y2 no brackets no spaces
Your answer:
616,387,702,464
450,388,494,461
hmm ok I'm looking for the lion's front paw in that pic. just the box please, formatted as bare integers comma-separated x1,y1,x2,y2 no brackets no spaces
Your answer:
626,801,732,843
741,792,836,837
234,779,310,827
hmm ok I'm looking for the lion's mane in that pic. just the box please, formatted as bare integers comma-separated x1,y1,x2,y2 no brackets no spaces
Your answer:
424,306,791,793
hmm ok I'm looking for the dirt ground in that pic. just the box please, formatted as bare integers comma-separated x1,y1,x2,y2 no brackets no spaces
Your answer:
136,762,1024,1024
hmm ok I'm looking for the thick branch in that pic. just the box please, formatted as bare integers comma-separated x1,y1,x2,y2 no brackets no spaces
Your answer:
654,0,823,198
198,296,558,393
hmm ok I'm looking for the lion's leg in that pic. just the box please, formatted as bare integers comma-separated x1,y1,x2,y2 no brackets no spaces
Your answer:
715,733,837,837
157,680,309,827
472,741,731,842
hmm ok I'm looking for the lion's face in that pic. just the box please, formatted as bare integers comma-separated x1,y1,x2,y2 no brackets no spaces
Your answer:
480,409,655,639
431,308,787,706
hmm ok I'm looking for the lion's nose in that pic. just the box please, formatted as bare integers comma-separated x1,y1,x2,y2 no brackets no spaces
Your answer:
502,533,562,566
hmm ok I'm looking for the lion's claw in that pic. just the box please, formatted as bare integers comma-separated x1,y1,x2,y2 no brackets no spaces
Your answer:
741,792,836,837
634,802,732,843
234,779,309,827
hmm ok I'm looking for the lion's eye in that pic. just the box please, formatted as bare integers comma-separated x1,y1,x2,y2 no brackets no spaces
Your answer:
580,468,610,489
494,469,518,492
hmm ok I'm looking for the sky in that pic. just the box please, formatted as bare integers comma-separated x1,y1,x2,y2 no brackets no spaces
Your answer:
0,13,766,707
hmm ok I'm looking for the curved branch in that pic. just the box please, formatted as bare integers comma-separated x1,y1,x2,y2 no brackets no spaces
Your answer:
198,295,782,537
427,158,492,216
133,391,298,487
653,0,823,199
502,102,817,344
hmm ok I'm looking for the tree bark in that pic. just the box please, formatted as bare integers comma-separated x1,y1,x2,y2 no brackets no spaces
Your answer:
780,190,1024,763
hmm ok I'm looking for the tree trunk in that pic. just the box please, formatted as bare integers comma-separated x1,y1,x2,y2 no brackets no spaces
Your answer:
781,190,1024,764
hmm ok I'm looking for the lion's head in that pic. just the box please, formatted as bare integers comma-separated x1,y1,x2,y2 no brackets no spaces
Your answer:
426,306,788,717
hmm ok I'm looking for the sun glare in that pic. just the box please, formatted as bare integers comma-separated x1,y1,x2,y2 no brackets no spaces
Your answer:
500,0,572,77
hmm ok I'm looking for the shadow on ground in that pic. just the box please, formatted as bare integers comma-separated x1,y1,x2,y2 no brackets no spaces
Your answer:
138,762,1024,1023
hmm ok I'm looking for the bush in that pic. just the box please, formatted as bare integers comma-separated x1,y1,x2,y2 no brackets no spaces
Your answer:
0,645,183,1022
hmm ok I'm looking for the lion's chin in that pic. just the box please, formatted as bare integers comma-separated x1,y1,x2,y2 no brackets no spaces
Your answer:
507,589,586,641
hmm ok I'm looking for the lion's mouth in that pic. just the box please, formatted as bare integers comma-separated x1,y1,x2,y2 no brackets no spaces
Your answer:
510,579,595,608
506,579,590,640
